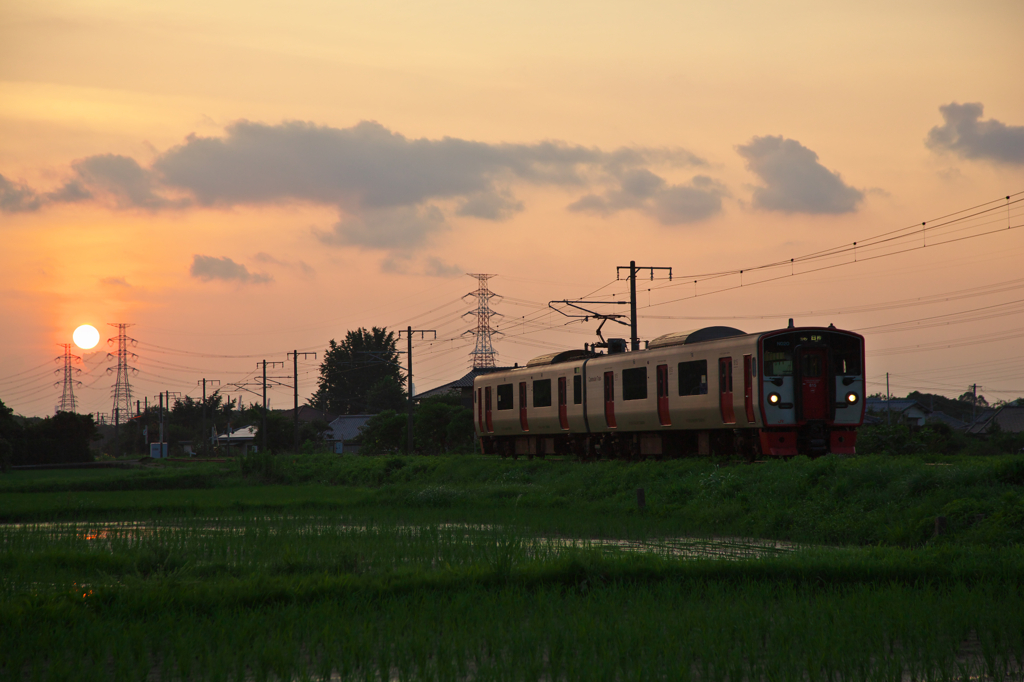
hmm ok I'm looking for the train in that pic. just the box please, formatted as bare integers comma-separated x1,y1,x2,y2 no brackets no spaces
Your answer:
473,324,865,459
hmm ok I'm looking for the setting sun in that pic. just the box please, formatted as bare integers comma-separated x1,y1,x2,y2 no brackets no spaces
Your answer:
72,324,99,350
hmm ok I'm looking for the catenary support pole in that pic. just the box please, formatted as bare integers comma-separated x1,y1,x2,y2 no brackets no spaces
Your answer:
287,351,317,452
629,261,638,351
616,262,671,352
262,360,267,453
407,327,413,455
400,327,436,455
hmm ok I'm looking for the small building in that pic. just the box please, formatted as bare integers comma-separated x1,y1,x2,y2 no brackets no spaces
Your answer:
926,411,969,431
865,399,931,427
327,414,375,454
216,426,257,455
415,367,516,409
967,405,1024,435
278,405,337,424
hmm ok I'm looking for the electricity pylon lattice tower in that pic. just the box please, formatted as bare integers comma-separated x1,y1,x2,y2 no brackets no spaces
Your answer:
462,274,502,369
54,343,82,414
107,323,138,426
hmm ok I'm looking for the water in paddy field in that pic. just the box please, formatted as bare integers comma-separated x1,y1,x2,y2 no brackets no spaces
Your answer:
0,519,805,560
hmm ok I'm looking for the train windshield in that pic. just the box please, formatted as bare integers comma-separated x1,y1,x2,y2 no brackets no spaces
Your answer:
761,331,862,377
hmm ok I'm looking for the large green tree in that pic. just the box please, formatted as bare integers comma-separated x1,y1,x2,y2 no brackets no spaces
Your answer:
311,327,406,415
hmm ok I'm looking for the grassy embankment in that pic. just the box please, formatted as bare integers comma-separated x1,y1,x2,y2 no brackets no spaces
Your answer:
2,453,1024,680
3,452,1023,546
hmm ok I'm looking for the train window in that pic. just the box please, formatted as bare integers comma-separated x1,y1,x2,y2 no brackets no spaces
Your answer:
678,360,708,396
802,354,823,377
751,357,757,377
763,350,793,376
533,379,552,407
496,383,514,410
831,335,863,375
622,367,647,400
573,375,582,405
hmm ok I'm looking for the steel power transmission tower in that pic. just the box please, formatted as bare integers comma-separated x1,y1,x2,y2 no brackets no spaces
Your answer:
107,323,137,456
616,261,672,351
399,326,436,454
462,274,503,368
54,343,82,413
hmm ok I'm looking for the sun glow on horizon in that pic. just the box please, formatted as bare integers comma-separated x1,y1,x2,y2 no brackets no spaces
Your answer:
73,324,100,350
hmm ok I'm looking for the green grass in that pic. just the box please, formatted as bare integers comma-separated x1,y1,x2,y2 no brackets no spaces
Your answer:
2,452,1023,547
3,452,1024,679
2,514,1024,681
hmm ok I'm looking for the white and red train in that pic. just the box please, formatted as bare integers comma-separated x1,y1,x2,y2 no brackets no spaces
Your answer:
473,325,865,459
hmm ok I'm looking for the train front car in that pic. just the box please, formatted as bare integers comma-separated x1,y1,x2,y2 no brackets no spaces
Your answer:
758,327,865,457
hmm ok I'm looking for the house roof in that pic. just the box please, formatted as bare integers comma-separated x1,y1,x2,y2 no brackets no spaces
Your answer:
865,399,930,414
415,367,515,400
967,405,1024,434
926,411,969,431
327,414,374,441
277,405,337,423
217,426,256,442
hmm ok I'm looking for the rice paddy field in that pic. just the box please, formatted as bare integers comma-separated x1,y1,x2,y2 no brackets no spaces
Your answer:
2,453,1024,680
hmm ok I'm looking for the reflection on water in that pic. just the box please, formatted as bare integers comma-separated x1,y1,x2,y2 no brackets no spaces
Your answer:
2,518,803,560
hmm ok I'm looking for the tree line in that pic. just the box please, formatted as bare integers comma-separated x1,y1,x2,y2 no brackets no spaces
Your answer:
1,326,474,465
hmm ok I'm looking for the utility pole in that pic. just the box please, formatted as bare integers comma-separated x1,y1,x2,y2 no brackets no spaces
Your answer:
254,360,285,453
399,327,436,455
886,373,891,426
158,393,164,449
972,383,978,424
616,261,672,351
156,391,181,457
198,378,221,457
287,351,317,453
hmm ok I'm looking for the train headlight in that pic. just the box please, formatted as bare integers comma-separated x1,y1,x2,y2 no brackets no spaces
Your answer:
846,392,859,405
768,392,781,405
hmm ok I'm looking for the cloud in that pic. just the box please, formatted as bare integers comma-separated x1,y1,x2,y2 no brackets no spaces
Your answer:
149,120,609,210
189,255,272,284
0,174,42,213
313,205,447,250
71,154,183,209
737,135,864,214
422,256,462,278
456,189,524,220
1,119,720,248
100,276,132,287
926,102,1024,165
380,253,463,277
252,252,316,277
568,169,727,224
0,174,93,214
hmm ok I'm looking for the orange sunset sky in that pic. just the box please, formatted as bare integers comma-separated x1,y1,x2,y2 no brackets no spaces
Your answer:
2,0,1024,418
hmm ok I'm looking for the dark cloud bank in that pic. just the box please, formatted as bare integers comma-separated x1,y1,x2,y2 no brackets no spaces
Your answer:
3,119,892,279
927,102,1024,165
1,121,720,245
